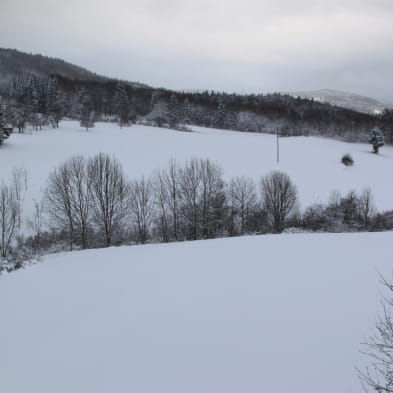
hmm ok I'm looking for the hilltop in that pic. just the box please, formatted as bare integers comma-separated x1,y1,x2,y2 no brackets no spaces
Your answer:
289,89,387,114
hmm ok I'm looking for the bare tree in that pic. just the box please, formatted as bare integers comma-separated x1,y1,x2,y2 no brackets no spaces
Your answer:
129,176,153,244
27,199,46,255
88,153,129,247
359,187,376,230
164,159,181,241
0,181,20,258
46,156,92,249
152,169,170,242
260,170,298,233
199,158,225,239
177,158,226,240
68,156,91,249
326,189,342,226
12,167,28,230
358,275,393,393
46,162,75,250
179,159,202,240
229,175,257,235
151,159,183,242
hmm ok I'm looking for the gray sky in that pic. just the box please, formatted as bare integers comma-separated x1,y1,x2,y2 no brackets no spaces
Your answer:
1,0,393,102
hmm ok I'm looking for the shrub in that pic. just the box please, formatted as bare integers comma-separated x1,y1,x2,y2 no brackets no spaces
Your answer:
341,153,354,166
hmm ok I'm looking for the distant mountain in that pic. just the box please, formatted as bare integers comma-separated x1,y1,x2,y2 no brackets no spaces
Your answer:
0,48,147,88
288,89,386,114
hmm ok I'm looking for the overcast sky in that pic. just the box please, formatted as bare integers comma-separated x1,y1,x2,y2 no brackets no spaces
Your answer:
1,0,393,102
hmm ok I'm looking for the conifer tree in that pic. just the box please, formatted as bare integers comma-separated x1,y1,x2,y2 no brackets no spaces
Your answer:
150,91,160,111
369,127,384,154
167,94,182,128
147,91,167,127
183,98,192,124
214,99,227,128
78,87,95,131
113,81,129,128
46,77,64,127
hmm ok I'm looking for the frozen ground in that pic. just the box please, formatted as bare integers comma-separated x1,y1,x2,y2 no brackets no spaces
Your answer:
0,121,392,223
0,231,392,393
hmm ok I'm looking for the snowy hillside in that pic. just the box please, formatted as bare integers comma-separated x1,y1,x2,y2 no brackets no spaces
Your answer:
1,121,393,222
0,232,392,393
289,89,386,114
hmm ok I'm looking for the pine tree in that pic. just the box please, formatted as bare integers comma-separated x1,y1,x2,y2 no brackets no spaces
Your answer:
78,87,95,131
183,98,192,124
214,99,227,128
369,127,384,153
46,76,64,127
147,91,168,127
113,81,129,128
380,108,393,144
150,91,160,111
167,94,182,127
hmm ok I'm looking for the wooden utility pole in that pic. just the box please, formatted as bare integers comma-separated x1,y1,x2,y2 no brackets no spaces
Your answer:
276,127,280,163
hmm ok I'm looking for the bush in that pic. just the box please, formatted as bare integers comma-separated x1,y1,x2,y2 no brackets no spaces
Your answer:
341,153,354,166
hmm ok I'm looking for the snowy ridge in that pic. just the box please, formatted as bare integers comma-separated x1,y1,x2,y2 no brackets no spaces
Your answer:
288,89,387,114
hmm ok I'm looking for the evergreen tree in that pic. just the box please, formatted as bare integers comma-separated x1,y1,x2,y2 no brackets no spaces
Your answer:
183,98,192,124
167,94,182,127
147,91,168,127
214,99,227,128
77,87,95,131
113,81,129,128
380,108,393,144
150,91,160,111
46,77,64,127
369,127,384,153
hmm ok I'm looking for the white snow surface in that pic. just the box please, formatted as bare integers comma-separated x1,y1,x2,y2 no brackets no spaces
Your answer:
0,231,392,393
1,121,393,222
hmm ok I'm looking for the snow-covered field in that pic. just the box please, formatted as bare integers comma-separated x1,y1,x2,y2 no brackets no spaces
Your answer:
0,232,392,393
1,122,393,392
0,121,393,220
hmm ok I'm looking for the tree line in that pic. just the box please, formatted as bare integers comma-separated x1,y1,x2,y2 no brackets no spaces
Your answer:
0,155,392,271
1,71,389,143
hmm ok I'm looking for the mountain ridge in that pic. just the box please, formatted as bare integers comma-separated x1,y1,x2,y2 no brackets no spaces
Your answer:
288,89,386,114
0,48,147,88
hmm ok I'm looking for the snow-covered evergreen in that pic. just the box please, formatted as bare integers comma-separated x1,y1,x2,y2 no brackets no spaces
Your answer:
369,126,384,153
113,81,130,128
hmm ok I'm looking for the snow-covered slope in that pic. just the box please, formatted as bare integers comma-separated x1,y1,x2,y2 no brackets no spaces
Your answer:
289,89,386,114
1,121,392,221
0,232,391,393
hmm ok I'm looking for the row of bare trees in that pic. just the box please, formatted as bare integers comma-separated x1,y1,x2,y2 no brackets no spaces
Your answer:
1,155,390,269
300,188,382,232
42,155,390,251
42,155,300,250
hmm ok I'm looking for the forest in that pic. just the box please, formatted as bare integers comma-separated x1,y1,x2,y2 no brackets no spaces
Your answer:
1,49,392,143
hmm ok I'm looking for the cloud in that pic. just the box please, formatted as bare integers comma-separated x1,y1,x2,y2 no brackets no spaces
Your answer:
1,0,392,100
